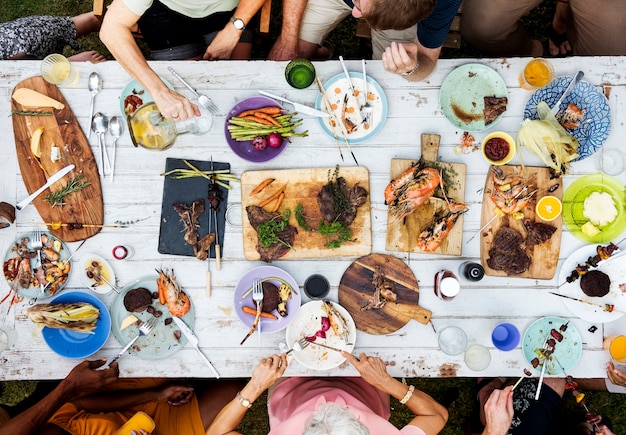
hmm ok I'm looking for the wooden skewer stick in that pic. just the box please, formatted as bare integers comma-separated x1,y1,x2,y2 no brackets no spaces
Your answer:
548,292,626,315
315,77,344,162
34,221,127,229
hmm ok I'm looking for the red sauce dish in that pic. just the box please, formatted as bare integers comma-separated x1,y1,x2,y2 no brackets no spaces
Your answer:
481,132,516,165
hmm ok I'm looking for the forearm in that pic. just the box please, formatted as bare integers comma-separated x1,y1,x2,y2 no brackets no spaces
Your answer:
70,389,159,414
404,44,440,82
206,380,266,435
279,0,308,45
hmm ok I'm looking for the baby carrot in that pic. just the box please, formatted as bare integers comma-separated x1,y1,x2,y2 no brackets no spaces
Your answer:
251,178,275,195
241,115,274,125
270,192,285,212
242,305,278,319
254,112,282,127
237,106,281,117
259,184,287,207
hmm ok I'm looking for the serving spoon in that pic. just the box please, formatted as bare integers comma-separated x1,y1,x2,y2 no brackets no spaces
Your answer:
88,72,103,140
91,113,110,176
108,116,123,183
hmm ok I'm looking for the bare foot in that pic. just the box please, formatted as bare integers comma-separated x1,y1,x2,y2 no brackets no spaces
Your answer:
531,39,544,57
68,50,106,63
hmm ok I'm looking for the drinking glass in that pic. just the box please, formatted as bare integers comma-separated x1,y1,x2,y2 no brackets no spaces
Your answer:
521,58,554,90
491,323,520,351
41,54,79,86
438,326,467,356
597,148,625,176
285,58,316,89
604,335,626,364
464,344,491,371
304,274,330,299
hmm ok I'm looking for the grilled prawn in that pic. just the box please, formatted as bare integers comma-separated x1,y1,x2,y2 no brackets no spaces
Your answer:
385,162,442,220
156,268,191,317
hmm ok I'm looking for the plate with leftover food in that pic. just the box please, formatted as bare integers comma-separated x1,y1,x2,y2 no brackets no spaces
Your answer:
315,72,388,143
524,77,610,160
3,231,71,299
234,265,301,334
110,273,195,360
42,291,111,359
562,173,625,243
522,316,582,375
558,244,626,323
79,253,116,294
439,63,508,131
224,96,288,163
285,300,356,370
119,78,174,117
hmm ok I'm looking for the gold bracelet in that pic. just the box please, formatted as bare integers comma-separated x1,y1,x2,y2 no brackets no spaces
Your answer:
400,385,415,404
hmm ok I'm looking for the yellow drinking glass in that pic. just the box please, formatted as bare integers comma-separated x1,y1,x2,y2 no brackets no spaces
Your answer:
520,58,554,90
41,54,79,86
603,335,626,363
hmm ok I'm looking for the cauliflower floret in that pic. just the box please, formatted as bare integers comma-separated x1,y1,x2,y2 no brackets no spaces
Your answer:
583,191,618,227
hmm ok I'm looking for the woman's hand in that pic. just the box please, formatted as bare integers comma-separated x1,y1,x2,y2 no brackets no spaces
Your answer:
247,354,288,394
606,361,626,387
343,352,392,391
153,87,199,121
156,384,195,406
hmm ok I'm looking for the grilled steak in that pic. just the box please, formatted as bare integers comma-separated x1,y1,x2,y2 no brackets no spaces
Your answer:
483,96,508,125
487,226,531,275
246,205,297,263
580,270,611,297
524,219,557,247
317,176,368,226
123,287,153,312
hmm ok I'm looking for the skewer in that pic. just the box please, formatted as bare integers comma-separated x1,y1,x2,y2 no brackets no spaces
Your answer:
354,261,419,291
548,292,625,315
206,187,212,297
535,358,548,400
210,157,221,271
314,77,358,166
33,221,127,229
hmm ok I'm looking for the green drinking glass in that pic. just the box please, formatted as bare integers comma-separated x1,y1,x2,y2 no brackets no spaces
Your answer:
285,58,316,89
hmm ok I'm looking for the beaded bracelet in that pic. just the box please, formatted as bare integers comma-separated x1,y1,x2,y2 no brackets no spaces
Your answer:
400,385,415,404
401,62,420,77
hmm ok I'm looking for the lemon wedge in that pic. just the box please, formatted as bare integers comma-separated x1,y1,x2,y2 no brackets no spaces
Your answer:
30,126,44,158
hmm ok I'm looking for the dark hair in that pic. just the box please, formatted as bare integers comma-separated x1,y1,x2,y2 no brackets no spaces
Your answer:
364,0,437,30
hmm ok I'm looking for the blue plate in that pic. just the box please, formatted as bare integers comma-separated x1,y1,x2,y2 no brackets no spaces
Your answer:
522,316,582,375
524,77,611,160
315,72,388,143
43,291,111,359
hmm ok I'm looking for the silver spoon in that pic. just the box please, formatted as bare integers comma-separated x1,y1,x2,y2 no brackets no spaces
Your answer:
88,72,103,140
108,116,123,183
91,113,110,176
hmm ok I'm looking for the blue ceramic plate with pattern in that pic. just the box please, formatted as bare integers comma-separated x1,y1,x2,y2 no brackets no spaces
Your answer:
522,316,582,375
524,77,610,160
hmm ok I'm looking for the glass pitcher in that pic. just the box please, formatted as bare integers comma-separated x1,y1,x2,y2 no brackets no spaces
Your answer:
127,102,212,151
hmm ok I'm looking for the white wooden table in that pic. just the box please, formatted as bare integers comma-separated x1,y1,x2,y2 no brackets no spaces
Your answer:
0,57,625,380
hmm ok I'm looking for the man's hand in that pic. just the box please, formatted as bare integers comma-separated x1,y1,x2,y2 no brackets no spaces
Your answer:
65,359,119,396
343,352,392,391
203,27,239,60
381,41,419,76
156,385,195,406
482,386,513,435
268,36,299,61
606,361,626,387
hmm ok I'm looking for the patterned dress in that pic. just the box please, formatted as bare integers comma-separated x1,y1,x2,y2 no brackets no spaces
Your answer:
0,16,79,60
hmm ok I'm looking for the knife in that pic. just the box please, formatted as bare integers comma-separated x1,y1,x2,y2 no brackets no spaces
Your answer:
172,316,220,378
550,71,584,116
309,340,353,354
16,164,75,210
258,91,329,118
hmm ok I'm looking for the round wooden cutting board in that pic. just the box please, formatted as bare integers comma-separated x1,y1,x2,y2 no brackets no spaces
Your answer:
338,253,431,335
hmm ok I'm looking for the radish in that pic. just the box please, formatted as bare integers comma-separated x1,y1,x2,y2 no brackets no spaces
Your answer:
267,132,283,148
252,136,267,151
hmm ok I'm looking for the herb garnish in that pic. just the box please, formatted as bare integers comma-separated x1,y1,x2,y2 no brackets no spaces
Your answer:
44,175,91,207
318,220,352,249
257,209,292,248
294,203,311,231
10,110,53,117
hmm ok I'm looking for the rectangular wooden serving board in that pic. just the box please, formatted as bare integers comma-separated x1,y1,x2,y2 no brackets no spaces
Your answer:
241,166,371,260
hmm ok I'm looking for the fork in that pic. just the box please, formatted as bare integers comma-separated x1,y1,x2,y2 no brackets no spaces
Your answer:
252,278,263,344
361,59,373,126
167,67,220,115
286,337,311,355
109,317,158,366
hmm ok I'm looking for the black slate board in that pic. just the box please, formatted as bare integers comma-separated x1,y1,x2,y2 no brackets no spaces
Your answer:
158,158,229,257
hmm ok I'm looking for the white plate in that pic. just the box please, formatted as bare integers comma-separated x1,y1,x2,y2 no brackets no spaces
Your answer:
285,300,356,371
557,245,626,323
79,253,116,294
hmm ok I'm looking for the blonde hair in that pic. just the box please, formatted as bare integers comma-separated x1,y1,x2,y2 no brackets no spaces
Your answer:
302,403,370,435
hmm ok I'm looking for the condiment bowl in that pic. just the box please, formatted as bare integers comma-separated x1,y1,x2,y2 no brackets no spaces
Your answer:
481,131,516,165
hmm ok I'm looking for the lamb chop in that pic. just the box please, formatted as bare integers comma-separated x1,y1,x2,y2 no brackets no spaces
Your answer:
317,175,368,226
173,200,204,246
246,205,298,263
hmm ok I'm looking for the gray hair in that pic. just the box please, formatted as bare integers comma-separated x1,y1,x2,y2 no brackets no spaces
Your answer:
302,403,370,435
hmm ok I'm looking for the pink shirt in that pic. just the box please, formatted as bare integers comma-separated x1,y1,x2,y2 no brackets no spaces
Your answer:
268,377,426,435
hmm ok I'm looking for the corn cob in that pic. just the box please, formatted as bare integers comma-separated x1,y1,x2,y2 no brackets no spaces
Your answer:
23,302,100,333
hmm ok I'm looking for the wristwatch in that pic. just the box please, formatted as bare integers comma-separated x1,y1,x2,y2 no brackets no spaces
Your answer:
230,16,246,30
237,391,253,408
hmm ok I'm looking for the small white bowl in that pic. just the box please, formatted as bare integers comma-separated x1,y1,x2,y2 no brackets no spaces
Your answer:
80,253,116,294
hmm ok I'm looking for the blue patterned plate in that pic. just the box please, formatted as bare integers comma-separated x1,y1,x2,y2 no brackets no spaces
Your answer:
524,77,610,160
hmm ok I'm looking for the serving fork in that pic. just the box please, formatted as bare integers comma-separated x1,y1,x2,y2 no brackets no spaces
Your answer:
252,278,263,344
167,67,220,115
109,317,158,366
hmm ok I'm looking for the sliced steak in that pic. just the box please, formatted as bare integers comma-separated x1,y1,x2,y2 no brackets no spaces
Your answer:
524,219,557,247
246,205,297,263
483,96,508,125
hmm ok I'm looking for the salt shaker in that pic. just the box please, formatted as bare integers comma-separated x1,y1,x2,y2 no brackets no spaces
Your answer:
434,270,460,300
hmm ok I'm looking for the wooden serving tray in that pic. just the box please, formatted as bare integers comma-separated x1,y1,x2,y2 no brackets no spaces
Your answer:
11,77,103,241
479,165,563,279
241,166,371,260
385,134,467,255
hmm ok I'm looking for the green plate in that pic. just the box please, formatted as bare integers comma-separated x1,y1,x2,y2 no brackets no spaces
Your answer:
562,173,626,243
439,63,508,132
522,316,582,375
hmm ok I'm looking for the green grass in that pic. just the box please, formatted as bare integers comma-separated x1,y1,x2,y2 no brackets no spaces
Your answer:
2,0,626,433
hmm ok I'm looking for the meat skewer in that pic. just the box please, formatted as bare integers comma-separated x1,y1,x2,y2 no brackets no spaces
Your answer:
548,292,624,315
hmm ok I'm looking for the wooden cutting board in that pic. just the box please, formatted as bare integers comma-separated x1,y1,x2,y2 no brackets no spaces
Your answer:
241,166,371,260
11,77,103,241
338,253,431,334
479,165,563,279
385,134,467,255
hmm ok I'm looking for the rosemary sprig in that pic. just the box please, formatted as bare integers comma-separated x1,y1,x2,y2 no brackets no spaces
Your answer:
44,175,91,207
10,110,53,117
114,217,150,226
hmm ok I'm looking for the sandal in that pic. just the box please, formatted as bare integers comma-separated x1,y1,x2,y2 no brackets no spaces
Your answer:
546,24,571,57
